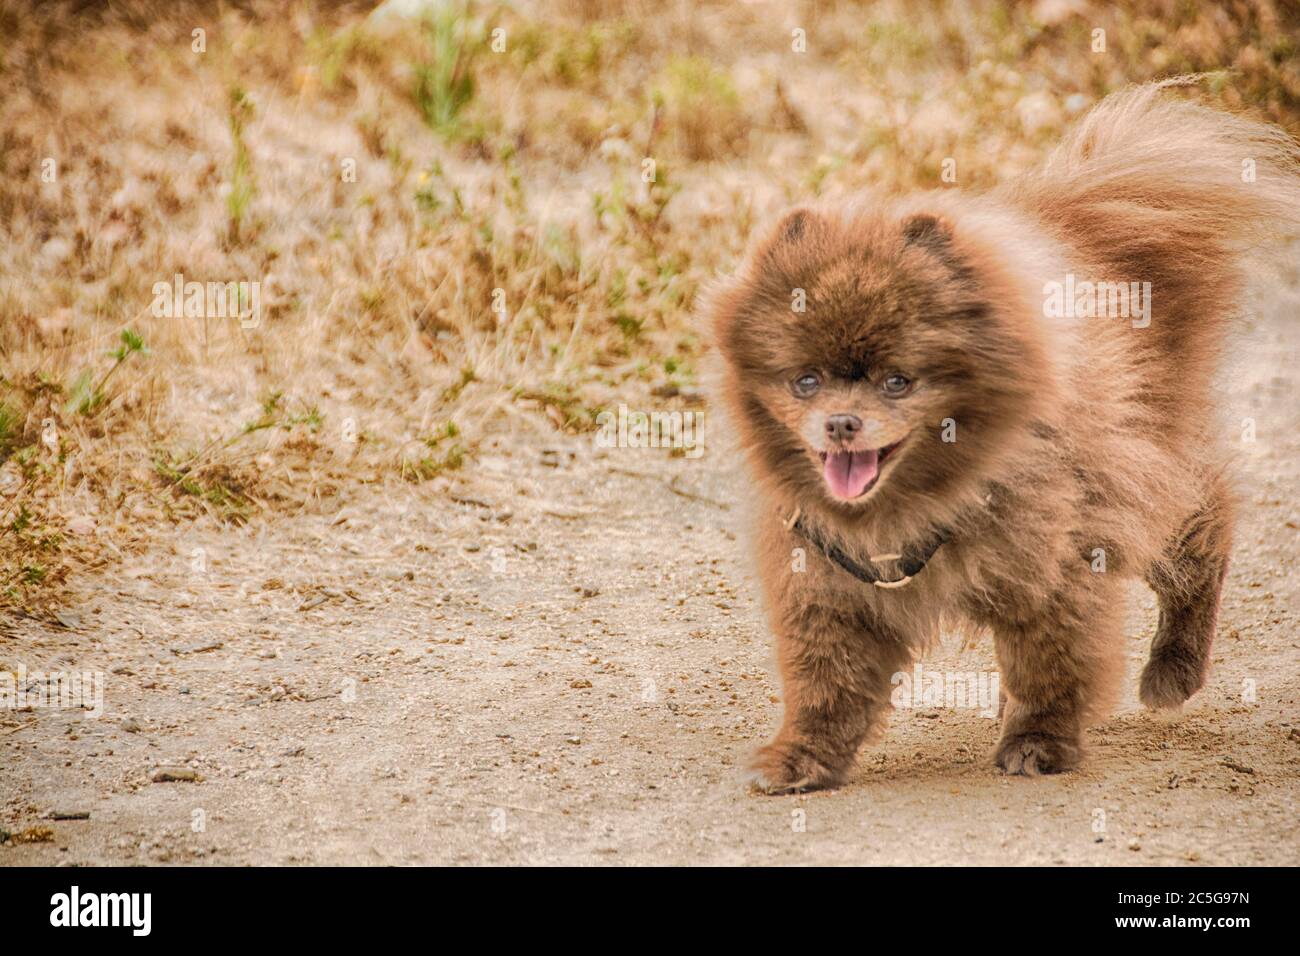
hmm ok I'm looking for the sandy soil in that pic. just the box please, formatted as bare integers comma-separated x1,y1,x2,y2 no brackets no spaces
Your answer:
2,285,1297,867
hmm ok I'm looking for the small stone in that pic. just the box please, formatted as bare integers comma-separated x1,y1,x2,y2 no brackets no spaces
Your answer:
1064,92,1089,114
171,641,224,655
0,461,22,496
40,237,73,264
36,308,74,339
64,515,97,536
152,767,202,783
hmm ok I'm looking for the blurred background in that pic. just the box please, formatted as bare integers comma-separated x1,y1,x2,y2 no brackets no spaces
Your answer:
2,0,1298,608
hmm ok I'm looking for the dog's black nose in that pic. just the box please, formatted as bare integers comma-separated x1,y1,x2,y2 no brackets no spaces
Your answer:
825,414,862,444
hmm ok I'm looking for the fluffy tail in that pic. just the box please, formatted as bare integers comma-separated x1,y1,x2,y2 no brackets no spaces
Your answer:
1018,76,1300,254
1009,76,1300,402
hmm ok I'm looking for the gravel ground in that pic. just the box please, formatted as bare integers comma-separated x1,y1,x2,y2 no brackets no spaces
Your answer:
2,284,1297,866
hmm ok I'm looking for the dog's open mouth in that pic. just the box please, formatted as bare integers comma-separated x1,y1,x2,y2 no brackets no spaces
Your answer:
818,440,904,500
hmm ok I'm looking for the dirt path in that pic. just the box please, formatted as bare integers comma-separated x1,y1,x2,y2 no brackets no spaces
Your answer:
3,285,1298,866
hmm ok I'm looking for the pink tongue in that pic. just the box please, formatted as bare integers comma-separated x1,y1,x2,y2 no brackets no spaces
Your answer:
823,449,879,499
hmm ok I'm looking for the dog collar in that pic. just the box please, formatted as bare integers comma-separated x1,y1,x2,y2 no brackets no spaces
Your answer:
783,506,951,589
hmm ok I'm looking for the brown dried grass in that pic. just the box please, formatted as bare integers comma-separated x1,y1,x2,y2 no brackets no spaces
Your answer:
1,0,1296,611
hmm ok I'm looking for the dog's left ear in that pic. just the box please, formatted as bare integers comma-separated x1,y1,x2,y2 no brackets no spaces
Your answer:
901,213,954,252
901,212,972,281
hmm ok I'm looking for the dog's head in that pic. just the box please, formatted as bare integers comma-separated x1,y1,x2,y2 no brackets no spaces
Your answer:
710,203,1050,513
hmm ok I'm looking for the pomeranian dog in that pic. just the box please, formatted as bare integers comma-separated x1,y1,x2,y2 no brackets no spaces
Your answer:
709,79,1300,793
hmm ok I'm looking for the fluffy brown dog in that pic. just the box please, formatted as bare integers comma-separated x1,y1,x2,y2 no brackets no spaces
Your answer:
709,80,1300,793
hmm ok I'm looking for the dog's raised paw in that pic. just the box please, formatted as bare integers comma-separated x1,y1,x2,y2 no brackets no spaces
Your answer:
745,741,844,795
1138,652,1203,710
995,732,1080,776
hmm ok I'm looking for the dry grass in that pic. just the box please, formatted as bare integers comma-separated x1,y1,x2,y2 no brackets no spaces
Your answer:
1,0,1298,611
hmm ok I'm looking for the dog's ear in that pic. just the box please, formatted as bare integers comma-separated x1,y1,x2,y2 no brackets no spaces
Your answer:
760,207,824,263
901,212,972,281
901,213,953,251
777,208,817,243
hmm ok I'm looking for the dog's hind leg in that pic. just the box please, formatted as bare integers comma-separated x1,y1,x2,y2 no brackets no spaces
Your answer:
1140,478,1233,709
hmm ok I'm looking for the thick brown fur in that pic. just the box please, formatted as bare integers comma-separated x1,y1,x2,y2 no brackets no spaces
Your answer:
708,80,1300,793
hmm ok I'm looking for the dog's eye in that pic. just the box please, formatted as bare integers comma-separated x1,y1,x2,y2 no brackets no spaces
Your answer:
882,373,912,396
791,372,821,398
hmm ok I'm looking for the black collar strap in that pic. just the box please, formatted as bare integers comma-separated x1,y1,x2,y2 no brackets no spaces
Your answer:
785,507,951,589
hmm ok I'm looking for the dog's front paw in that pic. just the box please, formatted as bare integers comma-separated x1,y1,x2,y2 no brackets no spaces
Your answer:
745,740,846,795
995,731,1080,776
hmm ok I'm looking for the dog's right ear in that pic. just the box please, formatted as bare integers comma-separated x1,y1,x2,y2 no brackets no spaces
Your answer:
759,207,824,263
711,207,824,366
777,208,816,243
